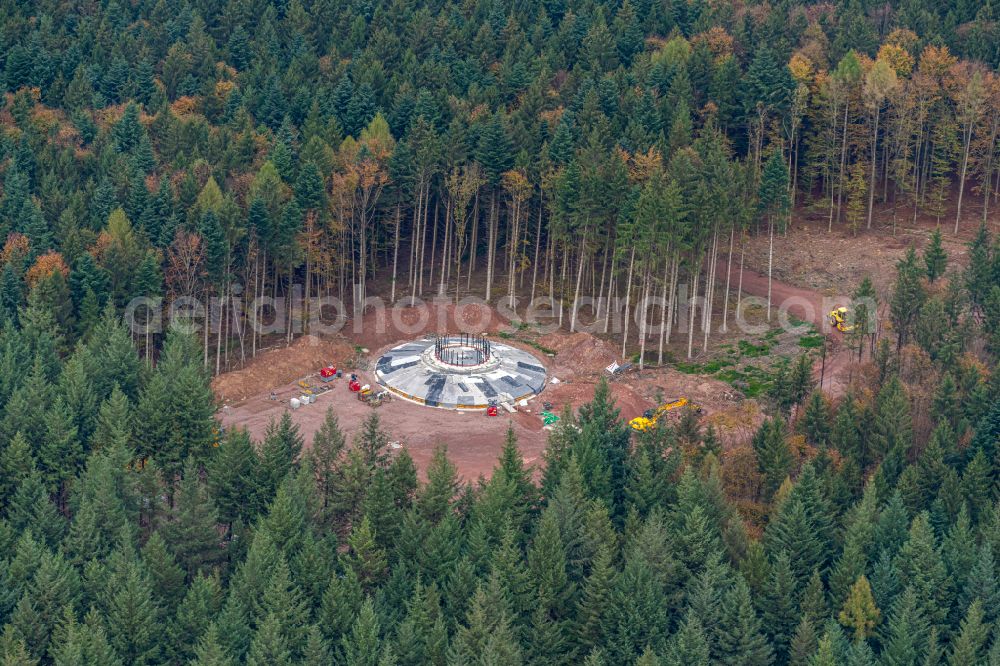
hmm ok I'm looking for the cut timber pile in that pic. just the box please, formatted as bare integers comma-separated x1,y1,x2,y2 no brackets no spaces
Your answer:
212,334,356,404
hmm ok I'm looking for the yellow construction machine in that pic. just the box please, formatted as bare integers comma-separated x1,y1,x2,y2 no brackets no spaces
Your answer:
828,306,854,333
630,397,692,432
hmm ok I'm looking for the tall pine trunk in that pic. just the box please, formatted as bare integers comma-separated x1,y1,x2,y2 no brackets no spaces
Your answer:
620,246,635,357
722,227,734,333
391,203,401,302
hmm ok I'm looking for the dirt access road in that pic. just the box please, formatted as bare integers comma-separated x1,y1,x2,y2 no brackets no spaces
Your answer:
717,260,853,396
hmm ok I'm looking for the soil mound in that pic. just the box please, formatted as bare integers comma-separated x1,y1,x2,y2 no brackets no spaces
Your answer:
540,331,620,379
212,334,356,404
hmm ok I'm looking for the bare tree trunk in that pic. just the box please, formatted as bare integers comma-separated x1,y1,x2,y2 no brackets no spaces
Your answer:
767,218,774,321
466,192,479,291
439,202,451,296
620,246,635,357
203,289,210,367
638,270,651,370
391,203,401,302
603,250,617,335
866,105,881,229
836,102,850,227
419,187,431,296
530,199,543,306
507,196,519,309
657,252,669,365
703,228,719,352
485,191,496,302
665,253,678,344
558,243,568,328
722,226,734,333
737,234,745,315
828,97,841,233
570,233,587,333
429,197,439,291
955,117,974,234
410,186,423,302
687,260,700,359
596,237,609,322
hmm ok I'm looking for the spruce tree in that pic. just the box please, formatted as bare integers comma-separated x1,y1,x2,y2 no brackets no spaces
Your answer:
247,613,292,666
342,516,388,591
140,531,186,611
715,578,774,666
924,227,948,282
417,445,458,524
103,558,161,665
168,573,224,663
208,428,264,530
190,623,234,666
259,412,304,497
948,600,989,666
161,458,222,577
801,392,831,447
753,418,793,501
763,550,799,658
894,513,953,632
890,247,927,349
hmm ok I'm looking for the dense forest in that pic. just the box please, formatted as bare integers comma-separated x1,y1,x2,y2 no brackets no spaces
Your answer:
1,0,1000,663
0,239,995,665
1,0,1000,369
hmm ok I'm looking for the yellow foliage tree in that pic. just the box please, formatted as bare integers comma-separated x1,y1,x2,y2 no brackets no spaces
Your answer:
838,575,881,641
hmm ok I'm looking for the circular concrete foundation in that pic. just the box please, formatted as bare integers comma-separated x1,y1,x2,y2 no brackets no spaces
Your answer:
374,336,547,409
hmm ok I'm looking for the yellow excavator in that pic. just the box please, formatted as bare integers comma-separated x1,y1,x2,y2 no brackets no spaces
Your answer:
630,397,693,432
829,306,854,333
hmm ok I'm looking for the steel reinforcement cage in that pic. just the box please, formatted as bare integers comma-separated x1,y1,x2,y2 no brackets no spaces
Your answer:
433,333,491,367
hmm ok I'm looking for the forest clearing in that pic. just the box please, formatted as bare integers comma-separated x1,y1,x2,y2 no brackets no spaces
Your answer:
212,221,881,479
3,0,1000,661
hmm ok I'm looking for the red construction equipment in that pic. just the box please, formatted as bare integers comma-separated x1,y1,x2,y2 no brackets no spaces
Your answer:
486,399,499,417
348,375,361,392
320,366,337,382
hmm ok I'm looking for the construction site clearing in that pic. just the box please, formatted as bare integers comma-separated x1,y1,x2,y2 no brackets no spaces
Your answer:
215,319,764,480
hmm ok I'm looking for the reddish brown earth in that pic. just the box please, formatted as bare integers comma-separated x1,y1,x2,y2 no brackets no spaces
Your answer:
212,335,358,404
717,260,854,397
217,253,870,479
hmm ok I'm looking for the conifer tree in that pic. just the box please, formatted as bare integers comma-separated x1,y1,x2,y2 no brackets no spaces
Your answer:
801,392,832,447
162,458,222,577
140,531,186,611
879,587,929,666
716,578,774,666
417,445,459,524
894,512,952,632
190,623,234,666
103,558,161,666
924,228,948,282
342,516,388,591
763,550,799,658
890,247,927,349
948,600,989,666
753,418,792,501
208,428,264,531
259,412,304,497
838,575,881,642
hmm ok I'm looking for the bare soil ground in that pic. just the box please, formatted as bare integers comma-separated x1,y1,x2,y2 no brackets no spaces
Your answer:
217,306,755,480
743,211,979,295
216,210,980,479
212,335,358,404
